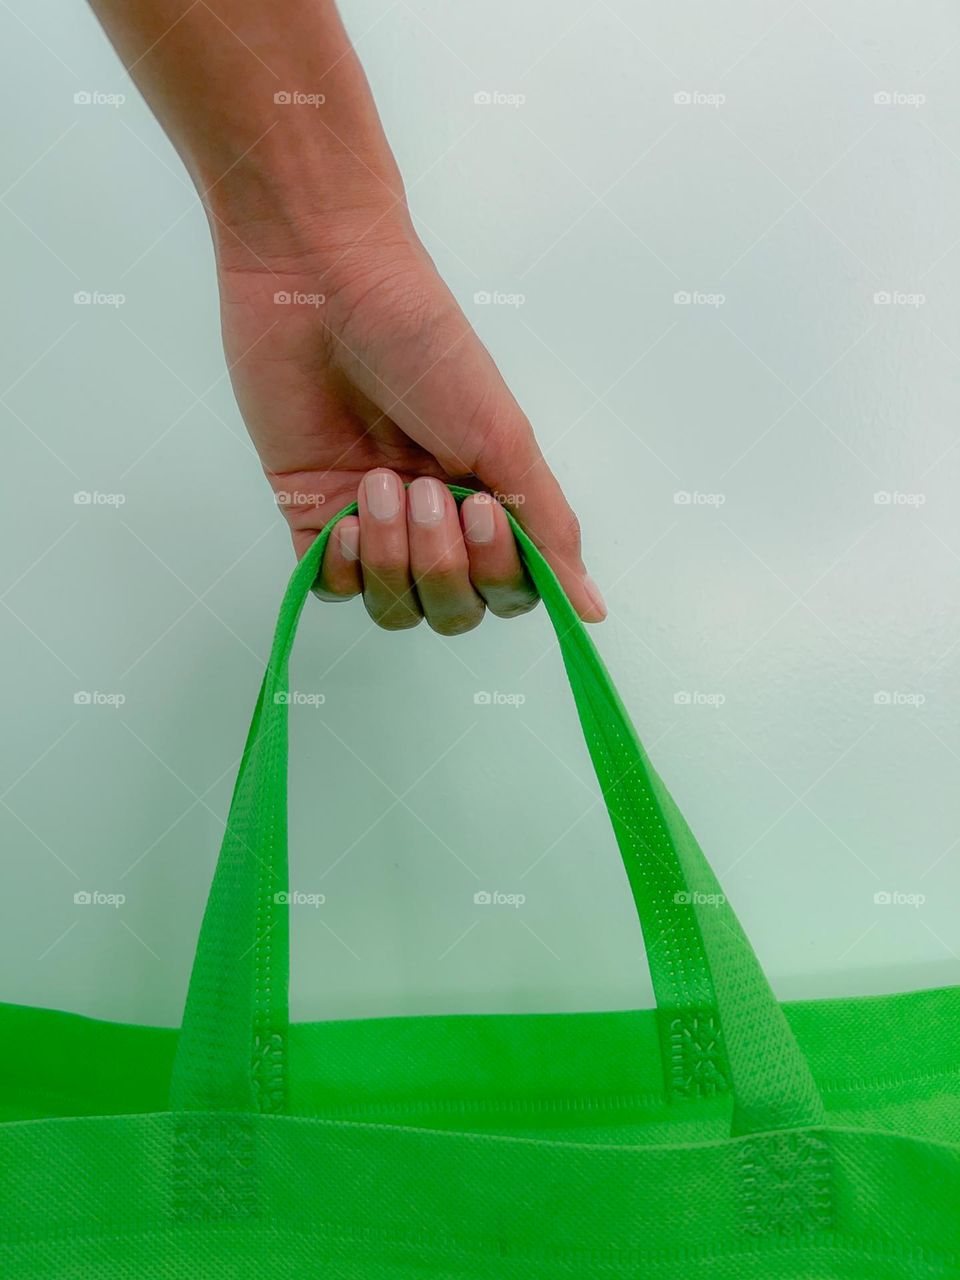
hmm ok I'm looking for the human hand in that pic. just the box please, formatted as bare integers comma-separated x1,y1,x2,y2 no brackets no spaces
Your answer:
86,0,605,632
217,224,606,634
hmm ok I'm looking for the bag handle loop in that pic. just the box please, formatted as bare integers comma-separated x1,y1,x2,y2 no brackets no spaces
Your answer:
169,488,824,1136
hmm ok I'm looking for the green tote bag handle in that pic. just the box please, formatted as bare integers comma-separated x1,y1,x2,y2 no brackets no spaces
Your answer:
170,487,824,1137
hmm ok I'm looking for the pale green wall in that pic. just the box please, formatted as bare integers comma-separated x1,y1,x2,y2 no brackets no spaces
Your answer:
2,0,959,1027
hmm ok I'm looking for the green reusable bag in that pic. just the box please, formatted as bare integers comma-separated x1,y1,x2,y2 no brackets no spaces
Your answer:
2,487,960,1278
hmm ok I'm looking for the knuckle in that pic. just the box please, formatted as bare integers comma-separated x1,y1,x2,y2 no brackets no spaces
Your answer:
470,399,533,478
554,507,582,554
417,552,469,588
362,561,410,591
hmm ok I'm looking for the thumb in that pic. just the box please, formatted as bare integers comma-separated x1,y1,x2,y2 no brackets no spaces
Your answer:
340,266,606,620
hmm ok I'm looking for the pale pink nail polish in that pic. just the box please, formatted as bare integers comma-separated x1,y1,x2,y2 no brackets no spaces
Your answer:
339,524,360,561
364,471,401,521
463,494,496,544
409,477,446,526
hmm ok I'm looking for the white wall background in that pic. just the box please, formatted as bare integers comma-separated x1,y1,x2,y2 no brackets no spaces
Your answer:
1,0,959,1027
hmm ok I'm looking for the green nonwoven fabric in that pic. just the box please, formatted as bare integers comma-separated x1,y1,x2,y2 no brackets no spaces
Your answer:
1,487,958,1278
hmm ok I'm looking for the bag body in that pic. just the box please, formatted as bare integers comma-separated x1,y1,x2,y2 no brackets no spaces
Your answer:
2,489,958,1278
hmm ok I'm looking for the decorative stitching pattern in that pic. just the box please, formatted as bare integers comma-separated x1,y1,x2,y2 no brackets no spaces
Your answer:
667,1009,729,1097
740,1131,834,1236
252,1029,286,1113
171,1117,258,1221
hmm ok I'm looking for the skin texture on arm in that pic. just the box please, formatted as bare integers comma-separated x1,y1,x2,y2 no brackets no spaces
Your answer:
85,0,607,633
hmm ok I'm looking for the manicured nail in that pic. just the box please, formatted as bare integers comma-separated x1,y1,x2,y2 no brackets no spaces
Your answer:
463,493,496,544
363,470,401,521
409,477,446,526
584,575,607,619
339,524,360,561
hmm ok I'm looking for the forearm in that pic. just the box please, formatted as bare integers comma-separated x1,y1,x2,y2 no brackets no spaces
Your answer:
87,0,411,266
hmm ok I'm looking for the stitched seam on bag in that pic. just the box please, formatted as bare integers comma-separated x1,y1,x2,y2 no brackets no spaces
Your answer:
3,1221,956,1272
171,1116,258,1221
252,1030,285,1113
667,1009,730,1098
740,1131,834,1236
576,679,707,1014
250,715,286,1116
253,730,272,1111
9,1061,960,1119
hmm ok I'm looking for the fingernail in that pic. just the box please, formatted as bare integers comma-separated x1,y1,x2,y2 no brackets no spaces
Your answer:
463,493,496,544
409,477,446,526
584,575,607,619
339,523,360,561
363,471,401,521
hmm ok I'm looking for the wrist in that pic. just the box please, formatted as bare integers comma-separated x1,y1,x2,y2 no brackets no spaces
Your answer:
205,148,414,278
